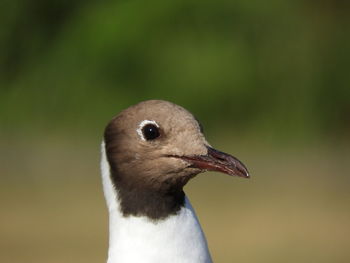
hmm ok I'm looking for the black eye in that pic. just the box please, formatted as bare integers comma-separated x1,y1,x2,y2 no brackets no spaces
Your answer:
142,124,160,140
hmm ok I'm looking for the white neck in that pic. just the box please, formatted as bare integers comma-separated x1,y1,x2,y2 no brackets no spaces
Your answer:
100,142,212,263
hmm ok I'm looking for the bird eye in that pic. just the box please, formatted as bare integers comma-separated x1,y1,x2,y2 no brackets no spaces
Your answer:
142,124,160,140
137,120,161,141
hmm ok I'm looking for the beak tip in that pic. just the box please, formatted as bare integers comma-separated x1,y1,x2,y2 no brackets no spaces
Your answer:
237,170,250,178
243,168,250,178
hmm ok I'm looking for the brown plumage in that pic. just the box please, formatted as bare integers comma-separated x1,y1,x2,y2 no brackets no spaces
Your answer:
103,100,249,220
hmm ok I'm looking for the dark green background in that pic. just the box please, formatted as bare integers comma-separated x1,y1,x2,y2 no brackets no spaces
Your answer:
1,0,349,140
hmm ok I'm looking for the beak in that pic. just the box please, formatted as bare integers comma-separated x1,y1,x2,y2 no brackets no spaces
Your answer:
180,146,249,178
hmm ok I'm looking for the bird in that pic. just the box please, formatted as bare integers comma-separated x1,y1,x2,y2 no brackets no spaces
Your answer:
101,100,249,263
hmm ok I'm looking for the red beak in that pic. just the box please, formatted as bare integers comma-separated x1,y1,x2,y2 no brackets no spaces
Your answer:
180,146,249,178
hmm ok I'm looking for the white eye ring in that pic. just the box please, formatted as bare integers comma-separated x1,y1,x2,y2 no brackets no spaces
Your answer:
137,120,160,141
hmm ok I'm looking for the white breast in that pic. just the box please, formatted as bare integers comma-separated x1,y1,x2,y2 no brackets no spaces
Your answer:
101,142,212,263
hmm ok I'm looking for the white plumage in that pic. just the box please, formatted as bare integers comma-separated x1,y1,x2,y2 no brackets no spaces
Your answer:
101,142,212,263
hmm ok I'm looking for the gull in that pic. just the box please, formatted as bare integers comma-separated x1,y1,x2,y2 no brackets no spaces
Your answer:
100,100,249,263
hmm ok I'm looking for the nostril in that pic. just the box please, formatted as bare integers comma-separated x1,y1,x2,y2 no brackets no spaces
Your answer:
216,156,226,162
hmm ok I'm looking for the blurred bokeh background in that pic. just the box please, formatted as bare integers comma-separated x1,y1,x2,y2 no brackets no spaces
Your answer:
1,0,349,262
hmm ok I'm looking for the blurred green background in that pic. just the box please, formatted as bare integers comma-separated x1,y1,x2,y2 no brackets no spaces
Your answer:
1,0,349,262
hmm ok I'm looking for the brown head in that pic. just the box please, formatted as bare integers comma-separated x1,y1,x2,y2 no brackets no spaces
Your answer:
103,100,249,220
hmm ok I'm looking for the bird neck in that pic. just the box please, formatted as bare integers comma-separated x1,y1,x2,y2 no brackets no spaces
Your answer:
100,142,212,263
112,182,186,220
101,141,186,220
105,197,212,263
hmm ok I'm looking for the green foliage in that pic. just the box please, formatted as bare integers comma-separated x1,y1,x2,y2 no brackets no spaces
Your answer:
0,0,349,139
